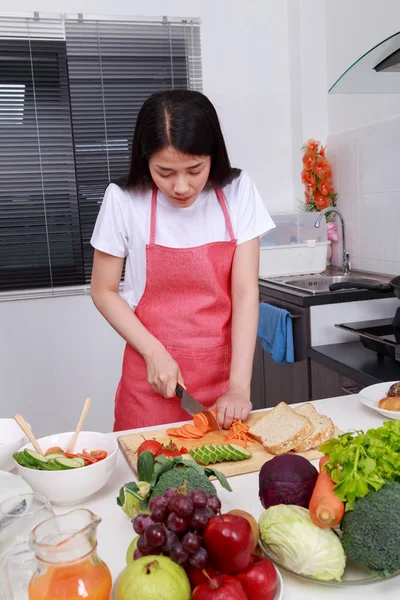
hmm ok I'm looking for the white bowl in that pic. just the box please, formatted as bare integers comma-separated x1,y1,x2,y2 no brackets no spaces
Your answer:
13,431,118,505
0,419,28,471
359,381,400,420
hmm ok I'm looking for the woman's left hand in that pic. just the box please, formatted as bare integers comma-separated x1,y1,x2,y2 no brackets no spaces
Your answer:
211,392,252,430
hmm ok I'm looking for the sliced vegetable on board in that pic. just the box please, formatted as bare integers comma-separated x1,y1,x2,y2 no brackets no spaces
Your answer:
190,443,251,465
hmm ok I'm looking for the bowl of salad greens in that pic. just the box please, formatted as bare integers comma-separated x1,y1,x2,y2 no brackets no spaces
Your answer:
13,431,118,505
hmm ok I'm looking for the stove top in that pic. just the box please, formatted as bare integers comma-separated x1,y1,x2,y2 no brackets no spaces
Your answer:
336,309,400,363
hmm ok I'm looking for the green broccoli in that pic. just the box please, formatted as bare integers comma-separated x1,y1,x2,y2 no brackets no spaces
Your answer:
150,466,216,498
341,481,400,576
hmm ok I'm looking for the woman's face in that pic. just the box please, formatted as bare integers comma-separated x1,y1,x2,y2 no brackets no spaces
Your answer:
148,146,211,208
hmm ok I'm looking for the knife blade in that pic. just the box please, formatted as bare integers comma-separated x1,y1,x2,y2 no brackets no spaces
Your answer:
176,385,220,431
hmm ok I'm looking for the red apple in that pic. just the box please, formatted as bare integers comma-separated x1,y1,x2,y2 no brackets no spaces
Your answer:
192,575,247,600
235,555,277,600
203,514,254,574
186,565,221,590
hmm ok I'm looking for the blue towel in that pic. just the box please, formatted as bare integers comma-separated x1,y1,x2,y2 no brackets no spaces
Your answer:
258,303,294,364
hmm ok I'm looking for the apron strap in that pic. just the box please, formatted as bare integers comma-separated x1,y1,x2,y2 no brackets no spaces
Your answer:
214,187,236,242
149,183,236,245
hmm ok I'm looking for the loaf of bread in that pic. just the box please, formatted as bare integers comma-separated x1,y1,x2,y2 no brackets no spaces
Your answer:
378,396,400,411
292,403,335,452
248,402,313,455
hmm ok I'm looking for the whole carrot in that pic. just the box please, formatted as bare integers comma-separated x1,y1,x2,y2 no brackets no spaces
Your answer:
309,456,345,528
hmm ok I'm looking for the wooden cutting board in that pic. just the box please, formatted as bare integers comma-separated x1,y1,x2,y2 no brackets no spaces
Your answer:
118,409,324,479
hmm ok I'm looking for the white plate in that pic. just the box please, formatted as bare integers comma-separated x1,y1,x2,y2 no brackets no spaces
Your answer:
274,565,283,600
359,381,400,420
0,471,33,508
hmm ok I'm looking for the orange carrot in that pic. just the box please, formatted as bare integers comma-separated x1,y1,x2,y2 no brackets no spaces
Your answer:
166,428,180,436
309,456,345,528
225,420,254,444
181,424,204,438
193,413,208,434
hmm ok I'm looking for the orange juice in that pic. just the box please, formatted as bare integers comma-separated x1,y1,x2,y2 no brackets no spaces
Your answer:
28,558,112,600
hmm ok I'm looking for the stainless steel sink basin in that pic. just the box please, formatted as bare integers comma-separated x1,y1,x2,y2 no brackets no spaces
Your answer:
277,275,388,294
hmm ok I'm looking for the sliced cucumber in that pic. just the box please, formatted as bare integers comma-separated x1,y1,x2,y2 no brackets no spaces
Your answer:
13,452,38,469
190,443,252,465
71,457,86,468
24,449,49,468
44,453,65,460
54,457,83,470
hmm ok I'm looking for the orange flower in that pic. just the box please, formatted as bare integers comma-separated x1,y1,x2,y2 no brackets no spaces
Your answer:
319,146,326,157
301,169,316,187
303,153,316,169
319,182,330,196
306,139,320,152
314,193,331,211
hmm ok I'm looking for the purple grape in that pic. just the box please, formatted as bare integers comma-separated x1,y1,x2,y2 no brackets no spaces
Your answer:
207,494,222,514
133,514,154,535
190,489,208,510
163,488,177,500
190,508,213,531
170,542,189,565
167,512,190,534
167,495,178,513
137,535,150,555
161,529,179,554
189,547,208,569
151,505,168,523
182,532,201,554
144,523,166,548
149,496,167,511
174,496,194,519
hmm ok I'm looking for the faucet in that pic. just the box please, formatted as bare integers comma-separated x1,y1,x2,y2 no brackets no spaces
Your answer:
314,208,351,275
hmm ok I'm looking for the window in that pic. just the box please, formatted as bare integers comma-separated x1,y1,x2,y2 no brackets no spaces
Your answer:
0,14,202,297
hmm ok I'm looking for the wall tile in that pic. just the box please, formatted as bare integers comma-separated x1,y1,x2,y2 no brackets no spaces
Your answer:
381,119,400,193
358,193,383,261
358,124,382,195
382,192,400,263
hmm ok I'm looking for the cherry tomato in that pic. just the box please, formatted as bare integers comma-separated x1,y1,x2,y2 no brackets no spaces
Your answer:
160,448,181,457
180,447,189,455
90,450,108,461
137,440,163,457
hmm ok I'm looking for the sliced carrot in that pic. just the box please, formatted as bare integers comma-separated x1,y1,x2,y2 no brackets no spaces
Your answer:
181,424,204,438
193,413,208,434
166,428,180,437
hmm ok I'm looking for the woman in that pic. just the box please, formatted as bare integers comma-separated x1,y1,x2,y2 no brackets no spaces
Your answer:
90,89,274,431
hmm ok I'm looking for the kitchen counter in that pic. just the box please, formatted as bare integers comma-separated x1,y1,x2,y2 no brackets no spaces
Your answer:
259,266,395,307
309,342,400,386
72,395,399,600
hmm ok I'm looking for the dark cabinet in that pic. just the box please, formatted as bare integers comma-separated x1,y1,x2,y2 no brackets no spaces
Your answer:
250,290,311,409
310,360,365,400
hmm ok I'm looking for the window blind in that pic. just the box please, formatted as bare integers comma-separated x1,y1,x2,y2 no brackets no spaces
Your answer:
0,13,202,297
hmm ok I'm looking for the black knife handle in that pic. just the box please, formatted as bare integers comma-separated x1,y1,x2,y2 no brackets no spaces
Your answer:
175,384,184,399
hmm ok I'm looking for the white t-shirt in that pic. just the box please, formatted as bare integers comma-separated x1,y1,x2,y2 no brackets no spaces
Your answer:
91,171,275,309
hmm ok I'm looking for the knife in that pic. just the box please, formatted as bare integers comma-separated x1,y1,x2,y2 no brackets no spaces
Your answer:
176,384,220,431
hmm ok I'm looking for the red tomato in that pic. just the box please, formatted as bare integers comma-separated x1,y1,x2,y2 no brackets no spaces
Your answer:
45,446,64,456
180,447,189,455
137,440,163,457
90,450,108,461
160,448,181,457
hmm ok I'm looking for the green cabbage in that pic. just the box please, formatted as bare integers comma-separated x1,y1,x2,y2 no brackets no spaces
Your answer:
259,505,346,581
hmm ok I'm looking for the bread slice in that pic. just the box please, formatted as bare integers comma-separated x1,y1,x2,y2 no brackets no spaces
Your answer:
248,402,313,455
293,403,334,452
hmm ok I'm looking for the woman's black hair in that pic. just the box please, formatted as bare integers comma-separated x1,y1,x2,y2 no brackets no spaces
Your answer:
118,89,240,189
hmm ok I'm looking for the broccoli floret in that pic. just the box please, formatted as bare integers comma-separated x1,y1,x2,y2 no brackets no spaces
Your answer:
150,466,216,498
341,481,400,575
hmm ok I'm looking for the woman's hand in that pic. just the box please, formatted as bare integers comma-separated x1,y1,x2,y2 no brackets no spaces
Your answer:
211,391,252,430
144,345,184,398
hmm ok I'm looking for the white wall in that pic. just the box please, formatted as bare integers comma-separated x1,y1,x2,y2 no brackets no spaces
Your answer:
326,0,400,133
1,0,302,435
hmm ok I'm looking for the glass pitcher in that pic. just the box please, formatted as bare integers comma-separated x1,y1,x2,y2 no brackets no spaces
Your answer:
28,509,112,600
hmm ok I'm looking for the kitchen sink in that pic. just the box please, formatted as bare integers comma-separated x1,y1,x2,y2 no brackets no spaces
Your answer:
272,274,390,294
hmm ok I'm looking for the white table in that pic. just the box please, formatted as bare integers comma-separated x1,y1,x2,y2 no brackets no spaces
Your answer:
73,395,398,600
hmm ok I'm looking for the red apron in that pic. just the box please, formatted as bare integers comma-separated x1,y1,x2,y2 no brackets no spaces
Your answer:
113,184,236,431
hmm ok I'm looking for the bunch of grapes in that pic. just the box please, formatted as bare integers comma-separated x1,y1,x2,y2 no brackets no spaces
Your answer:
132,488,221,569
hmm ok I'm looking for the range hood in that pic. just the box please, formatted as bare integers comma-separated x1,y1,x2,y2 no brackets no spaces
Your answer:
329,31,400,94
